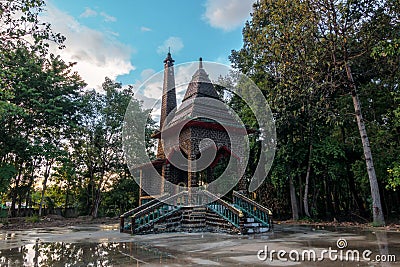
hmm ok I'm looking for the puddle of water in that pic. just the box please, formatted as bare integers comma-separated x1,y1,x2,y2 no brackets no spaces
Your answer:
0,241,185,267
0,224,398,266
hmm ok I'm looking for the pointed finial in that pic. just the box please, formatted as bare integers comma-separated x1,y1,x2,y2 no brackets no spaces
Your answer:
168,46,170,54
199,57,203,69
164,50,174,65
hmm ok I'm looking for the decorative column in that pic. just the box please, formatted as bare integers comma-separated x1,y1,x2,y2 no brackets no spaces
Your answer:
237,149,248,194
206,167,213,186
139,169,143,205
187,148,197,204
160,164,166,195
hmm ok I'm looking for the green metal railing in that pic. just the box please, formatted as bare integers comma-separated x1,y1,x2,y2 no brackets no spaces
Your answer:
121,190,272,234
232,191,272,228
120,193,170,232
202,190,243,229
130,191,190,233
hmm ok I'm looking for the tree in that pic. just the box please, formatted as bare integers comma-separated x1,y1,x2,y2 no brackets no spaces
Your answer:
231,0,399,224
1,0,85,217
74,78,149,218
0,0,65,53
0,48,84,216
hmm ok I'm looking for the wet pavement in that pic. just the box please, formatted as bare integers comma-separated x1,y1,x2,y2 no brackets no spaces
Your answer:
0,223,399,266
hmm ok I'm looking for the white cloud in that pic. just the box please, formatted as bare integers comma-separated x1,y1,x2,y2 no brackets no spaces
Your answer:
141,69,156,81
138,61,229,109
215,55,230,65
80,7,97,18
107,31,120,37
133,91,158,109
142,82,162,99
140,26,152,32
44,4,135,89
100,12,116,22
203,0,255,31
79,8,116,22
127,58,232,127
157,37,184,54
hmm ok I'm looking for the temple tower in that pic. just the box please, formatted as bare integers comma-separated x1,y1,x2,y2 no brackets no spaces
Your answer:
157,52,177,159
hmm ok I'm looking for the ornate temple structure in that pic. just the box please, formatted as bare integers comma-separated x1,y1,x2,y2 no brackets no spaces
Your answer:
120,53,272,234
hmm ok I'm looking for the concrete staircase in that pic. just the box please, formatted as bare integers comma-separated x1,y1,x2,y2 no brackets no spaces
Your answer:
120,191,272,235
242,217,270,234
179,206,207,232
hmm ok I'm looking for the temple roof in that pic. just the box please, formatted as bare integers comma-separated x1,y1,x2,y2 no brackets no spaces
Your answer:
164,58,244,132
182,58,219,101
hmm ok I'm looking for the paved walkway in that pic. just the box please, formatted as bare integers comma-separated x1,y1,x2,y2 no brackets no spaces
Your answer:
0,223,399,266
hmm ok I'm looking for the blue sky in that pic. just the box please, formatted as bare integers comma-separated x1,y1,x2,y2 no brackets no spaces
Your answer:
44,0,255,109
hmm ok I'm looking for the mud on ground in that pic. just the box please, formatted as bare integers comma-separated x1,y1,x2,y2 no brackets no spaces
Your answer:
0,215,117,230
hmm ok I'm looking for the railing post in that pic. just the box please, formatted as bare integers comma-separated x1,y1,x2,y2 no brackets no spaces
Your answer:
131,216,135,234
238,211,245,234
120,216,124,233
268,210,273,230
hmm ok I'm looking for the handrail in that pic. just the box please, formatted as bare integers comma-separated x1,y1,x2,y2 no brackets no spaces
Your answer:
201,190,243,229
202,190,243,215
130,191,190,233
233,191,272,226
120,193,169,218
233,191,273,215
132,191,188,218
120,193,170,232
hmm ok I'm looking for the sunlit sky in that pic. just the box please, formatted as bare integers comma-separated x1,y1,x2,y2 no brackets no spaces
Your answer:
44,0,255,108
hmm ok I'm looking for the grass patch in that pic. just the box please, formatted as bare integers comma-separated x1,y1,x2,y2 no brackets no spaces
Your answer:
0,209,7,218
371,221,385,227
25,215,40,223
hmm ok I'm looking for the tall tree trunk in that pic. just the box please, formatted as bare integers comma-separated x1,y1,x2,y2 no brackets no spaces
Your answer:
298,172,303,217
64,182,70,217
311,185,320,215
289,175,299,220
340,125,367,217
324,174,335,220
38,178,48,217
303,144,312,217
10,165,22,217
39,160,53,217
92,188,101,218
345,62,385,226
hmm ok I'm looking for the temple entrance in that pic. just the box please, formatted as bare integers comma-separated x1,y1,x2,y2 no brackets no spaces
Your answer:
121,53,272,235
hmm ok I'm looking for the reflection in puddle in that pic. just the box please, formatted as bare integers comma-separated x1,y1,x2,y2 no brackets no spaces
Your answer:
0,225,399,266
0,241,182,267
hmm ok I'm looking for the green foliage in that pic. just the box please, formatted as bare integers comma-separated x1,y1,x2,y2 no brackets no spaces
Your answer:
387,164,400,191
230,0,400,221
0,209,7,219
0,163,16,192
102,178,139,217
65,77,153,218
25,214,40,223
0,0,65,54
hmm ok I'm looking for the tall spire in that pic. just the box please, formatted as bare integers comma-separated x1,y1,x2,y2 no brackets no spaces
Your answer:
182,57,219,102
157,52,177,158
164,50,174,67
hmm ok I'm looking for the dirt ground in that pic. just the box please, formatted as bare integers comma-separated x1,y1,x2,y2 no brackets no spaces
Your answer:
277,219,400,232
1,215,400,232
0,214,117,230
1,222,399,266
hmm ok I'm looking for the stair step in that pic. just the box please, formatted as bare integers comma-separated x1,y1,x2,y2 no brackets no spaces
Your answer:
244,222,261,227
246,218,255,223
246,228,255,234
183,220,206,223
181,223,205,227
125,192,272,235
